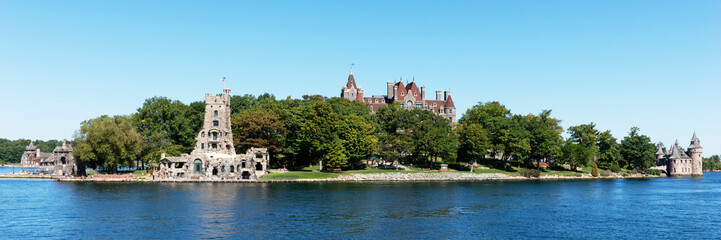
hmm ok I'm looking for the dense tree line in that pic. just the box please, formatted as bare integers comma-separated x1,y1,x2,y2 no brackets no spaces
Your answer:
0,139,63,164
67,94,709,173
703,155,721,171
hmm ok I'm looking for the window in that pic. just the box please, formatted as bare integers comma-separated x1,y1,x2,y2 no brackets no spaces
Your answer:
375,99,379,103
401,92,404,96
230,166,235,173
213,120,219,127
201,132,205,137
242,161,246,168
449,109,452,113
406,100,413,109
414,92,417,96
221,166,226,173
416,104,422,108
214,110,218,116
213,132,218,140
201,143,204,149
212,143,217,149
256,162,263,171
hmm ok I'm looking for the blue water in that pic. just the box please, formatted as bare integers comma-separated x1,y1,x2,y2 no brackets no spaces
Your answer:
1,167,720,239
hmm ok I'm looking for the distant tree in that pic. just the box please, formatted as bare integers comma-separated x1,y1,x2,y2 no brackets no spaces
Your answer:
560,139,592,171
324,138,348,169
566,123,599,168
73,115,145,173
231,108,286,156
597,130,621,169
525,110,563,169
338,114,377,168
619,127,657,171
458,123,491,167
132,97,196,168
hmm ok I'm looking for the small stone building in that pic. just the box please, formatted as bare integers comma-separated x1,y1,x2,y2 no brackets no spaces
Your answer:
656,133,703,176
156,88,269,180
20,142,79,176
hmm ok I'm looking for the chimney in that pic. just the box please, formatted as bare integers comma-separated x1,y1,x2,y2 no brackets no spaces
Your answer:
387,82,393,99
393,85,399,100
436,91,442,101
420,86,426,100
161,153,166,159
444,91,450,101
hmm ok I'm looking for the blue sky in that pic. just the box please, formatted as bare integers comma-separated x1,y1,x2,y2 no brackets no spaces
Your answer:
1,1,719,156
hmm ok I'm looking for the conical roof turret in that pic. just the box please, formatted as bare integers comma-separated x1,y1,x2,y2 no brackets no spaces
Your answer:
689,132,702,149
655,145,664,155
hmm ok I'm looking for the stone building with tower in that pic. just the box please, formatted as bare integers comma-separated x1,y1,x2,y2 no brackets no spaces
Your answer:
156,88,269,180
20,141,80,176
341,70,457,122
655,133,703,176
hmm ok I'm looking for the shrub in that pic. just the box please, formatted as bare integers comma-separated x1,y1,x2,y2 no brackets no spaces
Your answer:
610,164,622,173
645,169,662,175
600,170,611,177
520,168,541,178
592,162,599,177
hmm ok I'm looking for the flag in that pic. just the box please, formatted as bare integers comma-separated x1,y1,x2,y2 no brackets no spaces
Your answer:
220,77,226,82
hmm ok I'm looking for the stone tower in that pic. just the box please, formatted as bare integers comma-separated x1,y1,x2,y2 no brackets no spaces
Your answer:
191,88,236,156
341,69,363,101
686,132,703,176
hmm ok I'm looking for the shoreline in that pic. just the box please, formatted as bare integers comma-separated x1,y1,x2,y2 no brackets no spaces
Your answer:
41,172,665,183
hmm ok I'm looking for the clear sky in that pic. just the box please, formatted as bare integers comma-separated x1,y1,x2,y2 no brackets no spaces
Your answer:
1,1,719,156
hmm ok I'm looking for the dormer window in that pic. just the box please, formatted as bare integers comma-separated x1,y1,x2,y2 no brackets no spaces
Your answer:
414,92,417,96
401,92,404,96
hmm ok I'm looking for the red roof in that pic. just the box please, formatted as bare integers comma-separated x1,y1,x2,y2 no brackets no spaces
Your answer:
444,95,455,108
346,72,357,89
404,82,423,101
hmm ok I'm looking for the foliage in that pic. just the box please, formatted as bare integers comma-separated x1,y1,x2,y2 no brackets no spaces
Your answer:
519,168,540,178
597,130,622,169
702,155,721,171
619,127,656,171
132,97,200,167
231,108,286,155
592,161,599,177
645,169,662,175
73,115,145,172
458,123,490,162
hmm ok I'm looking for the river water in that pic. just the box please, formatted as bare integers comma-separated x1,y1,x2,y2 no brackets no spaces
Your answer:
1,168,720,239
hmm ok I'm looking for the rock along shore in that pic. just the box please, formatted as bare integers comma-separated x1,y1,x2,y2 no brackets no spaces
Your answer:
41,171,664,183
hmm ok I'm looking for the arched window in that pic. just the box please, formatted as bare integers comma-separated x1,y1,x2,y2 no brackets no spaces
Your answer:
406,100,413,109
230,166,235,173
201,132,205,137
194,159,202,173
212,132,218,140
256,162,263,171
214,110,218,116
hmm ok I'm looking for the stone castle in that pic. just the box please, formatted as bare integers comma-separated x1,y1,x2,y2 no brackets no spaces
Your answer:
20,141,79,176
156,88,269,180
341,70,456,122
655,133,703,176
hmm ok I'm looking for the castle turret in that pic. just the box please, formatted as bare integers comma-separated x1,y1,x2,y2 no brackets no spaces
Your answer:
655,145,665,165
687,132,703,176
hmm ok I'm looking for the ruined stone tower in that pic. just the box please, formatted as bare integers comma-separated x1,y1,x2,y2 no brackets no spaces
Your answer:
192,88,236,155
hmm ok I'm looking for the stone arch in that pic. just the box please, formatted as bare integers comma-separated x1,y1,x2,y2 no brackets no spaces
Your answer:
194,159,202,173
241,171,251,179
60,157,66,165
255,162,263,171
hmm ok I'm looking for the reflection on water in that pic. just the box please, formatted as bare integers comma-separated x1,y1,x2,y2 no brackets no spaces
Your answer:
1,171,721,239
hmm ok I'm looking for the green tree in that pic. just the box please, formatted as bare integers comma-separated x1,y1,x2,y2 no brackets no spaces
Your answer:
73,115,145,173
524,110,563,169
338,114,377,168
566,123,599,169
560,139,592,171
619,127,656,171
324,138,348,168
231,108,286,157
458,123,491,168
597,130,621,169
132,97,198,167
